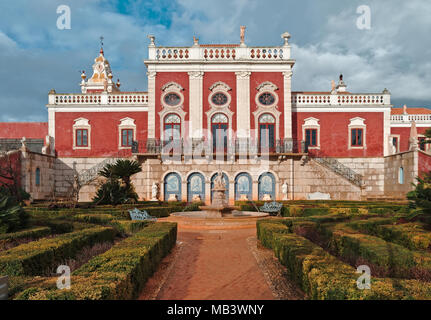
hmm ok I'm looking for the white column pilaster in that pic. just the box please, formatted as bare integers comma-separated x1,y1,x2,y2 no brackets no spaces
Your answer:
188,71,204,139
383,108,391,156
283,71,293,139
147,71,157,139
235,71,251,138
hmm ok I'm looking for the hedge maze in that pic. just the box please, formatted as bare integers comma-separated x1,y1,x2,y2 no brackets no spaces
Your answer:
0,202,181,299
256,201,431,300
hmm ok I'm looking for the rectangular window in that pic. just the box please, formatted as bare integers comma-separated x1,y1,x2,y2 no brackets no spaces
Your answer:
351,128,363,147
419,137,426,151
305,129,317,147
76,129,88,147
121,129,134,147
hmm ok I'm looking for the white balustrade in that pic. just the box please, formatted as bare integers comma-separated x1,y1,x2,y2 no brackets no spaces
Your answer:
291,93,388,106
151,46,290,61
50,93,148,106
390,114,431,123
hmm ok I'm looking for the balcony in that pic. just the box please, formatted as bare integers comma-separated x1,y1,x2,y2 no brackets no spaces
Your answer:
131,138,307,156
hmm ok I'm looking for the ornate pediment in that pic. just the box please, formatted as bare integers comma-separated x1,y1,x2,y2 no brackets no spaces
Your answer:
256,81,278,92
161,81,184,92
209,81,231,92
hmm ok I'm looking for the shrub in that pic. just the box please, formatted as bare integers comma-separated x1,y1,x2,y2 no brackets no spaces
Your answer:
108,220,150,235
257,221,431,299
73,214,117,225
32,219,74,234
0,226,116,276
0,195,29,234
16,222,177,300
303,208,330,217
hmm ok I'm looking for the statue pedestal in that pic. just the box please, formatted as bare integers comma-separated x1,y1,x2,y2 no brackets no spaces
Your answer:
199,187,235,217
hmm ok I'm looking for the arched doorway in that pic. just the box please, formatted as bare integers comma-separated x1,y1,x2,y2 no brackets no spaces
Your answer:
211,113,228,152
210,172,229,203
164,172,181,201
187,173,205,202
258,172,275,200
259,114,275,152
235,173,252,201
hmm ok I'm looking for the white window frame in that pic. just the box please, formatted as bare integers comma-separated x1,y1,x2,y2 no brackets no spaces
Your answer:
389,134,400,154
302,117,321,149
348,117,366,150
118,117,136,149
73,118,91,150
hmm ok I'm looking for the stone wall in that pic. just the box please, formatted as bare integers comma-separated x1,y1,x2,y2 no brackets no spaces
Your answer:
336,157,385,196
384,151,417,199
21,151,56,200
54,155,385,203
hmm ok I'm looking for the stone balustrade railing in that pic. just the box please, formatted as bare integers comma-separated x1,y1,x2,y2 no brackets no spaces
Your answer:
291,93,390,106
48,92,148,106
390,114,431,123
149,45,291,61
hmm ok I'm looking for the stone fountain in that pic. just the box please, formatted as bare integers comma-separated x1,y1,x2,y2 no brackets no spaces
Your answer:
199,170,236,217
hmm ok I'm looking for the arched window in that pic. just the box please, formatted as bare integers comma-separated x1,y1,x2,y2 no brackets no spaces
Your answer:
259,114,275,152
164,173,182,201
35,168,41,186
235,173,252,201
211,172,229,202
211,113,228,152
164,114,181,142
187,173,205,202
258,172,275,200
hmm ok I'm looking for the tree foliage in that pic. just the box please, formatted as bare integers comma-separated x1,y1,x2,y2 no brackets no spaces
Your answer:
0,192,29,234
93,160,141,205
407,172,431,223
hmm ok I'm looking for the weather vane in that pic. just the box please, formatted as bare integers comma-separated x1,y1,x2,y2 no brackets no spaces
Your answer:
100,36,104,48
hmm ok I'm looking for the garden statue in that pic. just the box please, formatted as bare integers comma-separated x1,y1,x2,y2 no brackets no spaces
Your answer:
151,182,159,201
282,181,288,200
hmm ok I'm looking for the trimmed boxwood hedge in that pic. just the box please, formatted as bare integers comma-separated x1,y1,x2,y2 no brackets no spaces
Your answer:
0,227,51,250
0,226,116,276
257,221,431,299
319,223,431,278
16,222,177,300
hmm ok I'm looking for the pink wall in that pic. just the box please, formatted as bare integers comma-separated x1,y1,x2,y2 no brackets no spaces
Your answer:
418,151,431,177
250,72,284,140
293,112,384,157
391,127,430,153
0,151,21,188
0,123,47,139
203,72,237,133
55,112,148,157
155,72,189,139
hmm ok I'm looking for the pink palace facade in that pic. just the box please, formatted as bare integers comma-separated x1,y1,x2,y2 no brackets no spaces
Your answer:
1,28,431,204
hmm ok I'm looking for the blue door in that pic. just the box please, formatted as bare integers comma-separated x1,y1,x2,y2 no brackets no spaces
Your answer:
258,173,275,200
187,173,205,202
235,173,252,200
164,173,181,201
210,172,229,202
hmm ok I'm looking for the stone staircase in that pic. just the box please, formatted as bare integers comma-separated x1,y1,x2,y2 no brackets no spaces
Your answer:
312,157,364,188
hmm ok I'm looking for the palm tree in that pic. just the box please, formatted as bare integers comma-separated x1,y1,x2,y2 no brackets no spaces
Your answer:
111,160,142,190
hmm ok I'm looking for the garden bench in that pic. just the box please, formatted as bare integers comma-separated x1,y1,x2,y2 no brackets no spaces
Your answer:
260,201,283,216
128,208,157,221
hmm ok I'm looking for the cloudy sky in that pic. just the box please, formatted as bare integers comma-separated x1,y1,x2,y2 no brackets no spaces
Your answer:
0,0,430,122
